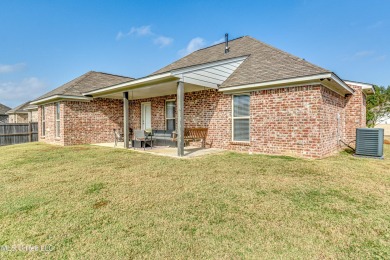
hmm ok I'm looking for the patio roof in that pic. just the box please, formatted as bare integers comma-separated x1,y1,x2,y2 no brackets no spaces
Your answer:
83,56,248,99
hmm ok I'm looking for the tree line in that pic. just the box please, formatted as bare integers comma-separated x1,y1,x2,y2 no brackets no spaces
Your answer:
367,85,390,127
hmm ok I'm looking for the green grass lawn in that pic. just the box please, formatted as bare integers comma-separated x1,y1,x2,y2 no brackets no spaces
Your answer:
0,143,389,259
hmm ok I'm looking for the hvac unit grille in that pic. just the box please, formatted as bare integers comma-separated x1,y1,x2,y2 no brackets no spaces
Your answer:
355,128,384,158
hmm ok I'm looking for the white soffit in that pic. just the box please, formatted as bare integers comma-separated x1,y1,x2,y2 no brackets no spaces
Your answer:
344,80,375,94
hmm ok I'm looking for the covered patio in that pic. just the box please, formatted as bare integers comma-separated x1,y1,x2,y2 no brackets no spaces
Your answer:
92,142,224,158
83,56,246,156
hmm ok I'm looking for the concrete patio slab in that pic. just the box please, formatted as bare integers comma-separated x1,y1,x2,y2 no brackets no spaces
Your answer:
92,142,225,158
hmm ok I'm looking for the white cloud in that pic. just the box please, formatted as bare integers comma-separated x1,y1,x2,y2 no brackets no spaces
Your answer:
0,77,47,107
153,36,173,47
116,26,174,49
179,37,206,56
212,38,225,45
116,25,153,40
354,50,375,57
0,63,26,74
374,55,387,61
129,25,152,36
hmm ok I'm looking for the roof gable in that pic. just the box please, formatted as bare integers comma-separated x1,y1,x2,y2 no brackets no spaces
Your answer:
6,101,31,114
152,36,329,88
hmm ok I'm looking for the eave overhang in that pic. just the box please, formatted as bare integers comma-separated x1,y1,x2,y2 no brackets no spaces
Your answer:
219,72,355,96
344,80,375,95
30,95,93,105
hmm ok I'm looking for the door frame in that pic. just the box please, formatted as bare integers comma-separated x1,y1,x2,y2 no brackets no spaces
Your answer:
141,102,152,130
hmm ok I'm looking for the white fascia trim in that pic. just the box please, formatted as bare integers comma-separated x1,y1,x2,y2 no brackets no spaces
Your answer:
330,74,354,93
344,80,375,91
83,73,174,96
344,80,375,94
219,73,332,92
219,73,354,94
222,83,323,95
171,56,248,76
30,95,93,105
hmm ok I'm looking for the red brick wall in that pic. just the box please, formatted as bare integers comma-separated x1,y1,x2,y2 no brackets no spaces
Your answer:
39,99,124,145
225,86,323,158
318,86,346,157
38,103,64,145
128,86,326,158
344,84,366,143
62,98,124,145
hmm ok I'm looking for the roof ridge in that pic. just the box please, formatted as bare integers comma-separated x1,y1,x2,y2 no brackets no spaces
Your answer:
65,71,134,95
244,36,328,71
7,100,31,113
58,71,94,95
92,71,134,79
190,35,247,53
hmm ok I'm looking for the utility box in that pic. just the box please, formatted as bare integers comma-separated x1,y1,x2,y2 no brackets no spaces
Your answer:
355,128,384,159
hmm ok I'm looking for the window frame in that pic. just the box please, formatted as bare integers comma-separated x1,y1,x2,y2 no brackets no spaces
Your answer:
55,102,60,138
232,94,250,142
165,99,176,131
41,106,46,137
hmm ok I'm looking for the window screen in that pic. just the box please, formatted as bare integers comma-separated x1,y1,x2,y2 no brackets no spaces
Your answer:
233,95,250,142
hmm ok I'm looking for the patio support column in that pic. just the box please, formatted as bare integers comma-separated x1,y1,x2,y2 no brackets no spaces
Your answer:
123,91,129,149
177,81,184,157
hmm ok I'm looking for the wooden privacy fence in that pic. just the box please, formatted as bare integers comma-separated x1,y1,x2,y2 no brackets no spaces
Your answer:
0,123,38,146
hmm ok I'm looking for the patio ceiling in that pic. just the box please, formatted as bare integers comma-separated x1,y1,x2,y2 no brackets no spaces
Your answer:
100,80,209,100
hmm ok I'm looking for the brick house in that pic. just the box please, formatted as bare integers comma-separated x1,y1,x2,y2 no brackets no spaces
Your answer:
31,36,374,158
0,103,11,123
6,101,38,123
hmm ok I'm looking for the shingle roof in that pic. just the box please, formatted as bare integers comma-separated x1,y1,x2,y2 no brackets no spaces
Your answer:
6,101,31,114
152,36,330,88
0,103,11,115
34,71,133,102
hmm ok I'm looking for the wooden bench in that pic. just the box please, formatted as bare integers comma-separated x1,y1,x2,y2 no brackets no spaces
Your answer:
172,128,208,148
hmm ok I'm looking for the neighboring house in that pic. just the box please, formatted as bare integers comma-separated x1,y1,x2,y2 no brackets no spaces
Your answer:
7,101,38,123
0,103,11,123
377,115,390,124
375,115,390,136
31,36,374,158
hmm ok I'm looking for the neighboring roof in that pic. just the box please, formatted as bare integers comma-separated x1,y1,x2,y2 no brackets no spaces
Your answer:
0,103,11,115
6,101,31,114
33,71,133,103
152,36,330,88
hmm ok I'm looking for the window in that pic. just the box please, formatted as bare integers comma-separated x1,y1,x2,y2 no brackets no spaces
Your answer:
55,102,60,137
165,100,176,131
232,95,250,142
41,106,46,136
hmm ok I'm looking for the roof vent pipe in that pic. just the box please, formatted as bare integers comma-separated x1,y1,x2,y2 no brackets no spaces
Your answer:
225,33,230,54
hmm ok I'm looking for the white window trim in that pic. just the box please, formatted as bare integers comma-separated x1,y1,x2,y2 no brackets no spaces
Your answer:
41,106,46,137
232,94,250,142
55,102,60,138
165,99,176,131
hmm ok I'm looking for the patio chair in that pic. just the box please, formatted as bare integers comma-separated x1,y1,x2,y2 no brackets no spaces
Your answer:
133,130,153,150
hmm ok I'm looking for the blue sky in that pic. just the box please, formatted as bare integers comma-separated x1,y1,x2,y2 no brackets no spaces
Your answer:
0,0,389,107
